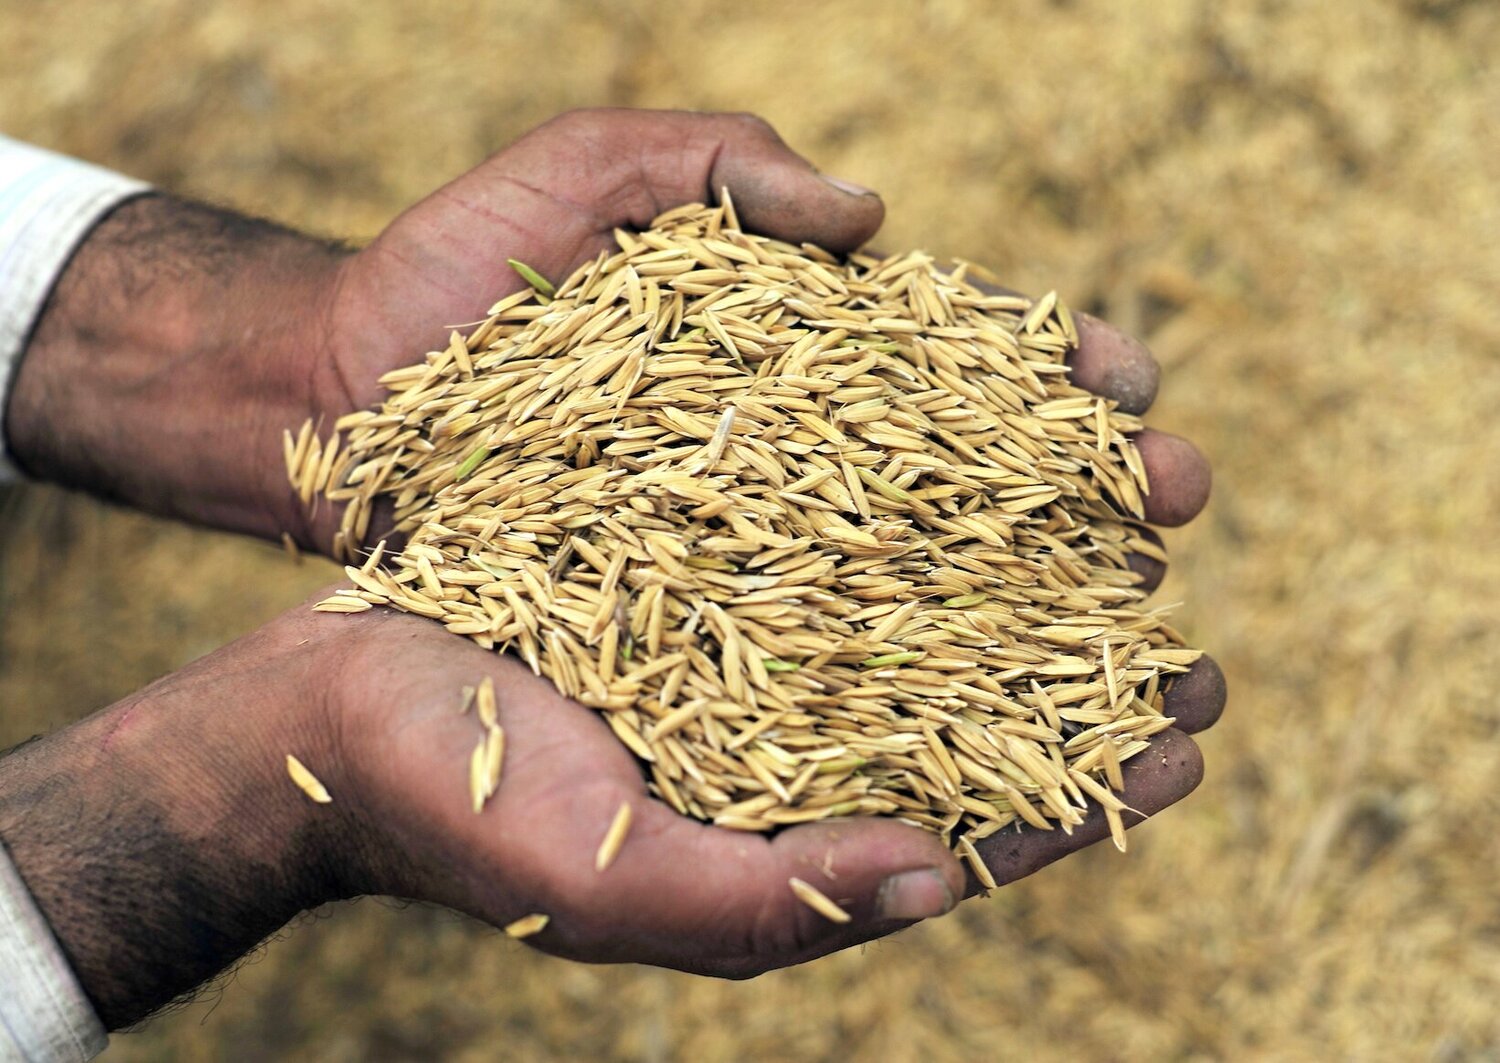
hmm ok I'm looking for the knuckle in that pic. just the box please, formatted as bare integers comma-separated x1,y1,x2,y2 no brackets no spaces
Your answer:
720,110,778,140
541,106,613,138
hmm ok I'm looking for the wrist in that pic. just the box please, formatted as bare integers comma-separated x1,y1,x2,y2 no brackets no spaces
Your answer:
6,194,349,544
0,609,355,1028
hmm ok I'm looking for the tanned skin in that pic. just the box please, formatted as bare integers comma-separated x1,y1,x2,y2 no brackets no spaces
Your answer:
0,109,1223,1030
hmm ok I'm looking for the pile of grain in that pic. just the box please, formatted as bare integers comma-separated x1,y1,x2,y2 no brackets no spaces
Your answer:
287,199,1198,865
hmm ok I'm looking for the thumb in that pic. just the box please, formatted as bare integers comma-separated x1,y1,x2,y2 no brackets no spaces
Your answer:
368,108,883,327
493,107,884,258
553,801,963,974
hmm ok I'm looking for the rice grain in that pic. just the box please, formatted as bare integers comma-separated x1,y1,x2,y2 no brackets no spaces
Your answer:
504,913,550,939
594,801,634,873
286,754,332,804
292,202,1201,859
789,877,853,924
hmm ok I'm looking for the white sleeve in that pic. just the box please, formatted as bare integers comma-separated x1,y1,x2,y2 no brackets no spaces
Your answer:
0,842,107,1062
0,135,151,482
0,137,148,1059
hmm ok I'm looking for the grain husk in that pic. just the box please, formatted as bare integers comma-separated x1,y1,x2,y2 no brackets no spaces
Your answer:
291,202,1200,855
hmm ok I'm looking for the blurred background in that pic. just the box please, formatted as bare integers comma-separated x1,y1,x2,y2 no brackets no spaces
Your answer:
2,0,1498,1059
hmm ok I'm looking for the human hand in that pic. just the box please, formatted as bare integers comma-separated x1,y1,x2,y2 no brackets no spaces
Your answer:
307,108,1213,547
321,600,1224,977
0,584,1222,1031
301,108,1224,930
3,109,883,546
2,108,1224,1015
8,108,1211,552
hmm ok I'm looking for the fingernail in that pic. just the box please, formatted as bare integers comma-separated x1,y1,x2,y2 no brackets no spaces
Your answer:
876,869,954,921
820,173,876,198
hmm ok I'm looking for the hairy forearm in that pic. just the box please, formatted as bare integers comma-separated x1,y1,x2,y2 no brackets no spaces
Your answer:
6,194,347,542
0,628,350,1029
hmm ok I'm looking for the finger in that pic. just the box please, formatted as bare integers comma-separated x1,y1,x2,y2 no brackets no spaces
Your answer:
1135,428,1212,526
967,281,1160,413
704,118,884,252
968,729,1202,896
518,109,883,255
943,279,1206,529
1162,655,1227,734
392,108,881,316
1126,524,1168,593
1069,312,1160,415
543,799,963,973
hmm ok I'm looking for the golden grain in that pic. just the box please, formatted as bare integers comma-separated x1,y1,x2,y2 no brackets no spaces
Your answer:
484,723,506,797
293,203,1200,856
503,913,550,939
469,736,489,814
286,754,332,804
476,675,498,728
789,877,853,924
594,801,634,873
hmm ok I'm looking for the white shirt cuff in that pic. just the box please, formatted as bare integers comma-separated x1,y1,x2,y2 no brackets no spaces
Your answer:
0,841,107,1062
0,135,151,482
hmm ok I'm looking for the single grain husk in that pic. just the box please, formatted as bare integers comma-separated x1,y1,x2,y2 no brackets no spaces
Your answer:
294,199,1200,857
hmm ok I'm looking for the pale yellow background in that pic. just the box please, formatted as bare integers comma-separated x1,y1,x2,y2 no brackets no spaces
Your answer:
1,1,1496,1059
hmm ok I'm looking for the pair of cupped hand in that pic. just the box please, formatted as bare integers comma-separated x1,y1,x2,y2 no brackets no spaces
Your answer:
120,109,1228,984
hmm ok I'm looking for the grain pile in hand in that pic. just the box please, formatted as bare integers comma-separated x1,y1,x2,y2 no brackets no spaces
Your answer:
287,198,1200,865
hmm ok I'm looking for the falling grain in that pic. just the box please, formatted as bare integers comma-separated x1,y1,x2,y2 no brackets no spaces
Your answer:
484,723,506,796
594,801,634,873
789,877,853,924
286,754,332,804
504,913,550,938
476,676,497,728
293,202,1201,856
469,736,489,814
958,834,998,891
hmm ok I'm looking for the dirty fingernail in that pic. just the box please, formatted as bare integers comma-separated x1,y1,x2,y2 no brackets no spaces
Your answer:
821,173,876,197
876,869,954,921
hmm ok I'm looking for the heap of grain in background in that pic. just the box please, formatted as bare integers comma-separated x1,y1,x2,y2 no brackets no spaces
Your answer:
287,199,1199,877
